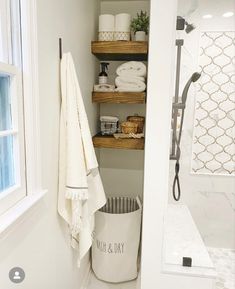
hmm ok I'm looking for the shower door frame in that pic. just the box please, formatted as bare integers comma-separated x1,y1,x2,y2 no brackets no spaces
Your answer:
140,0,178,288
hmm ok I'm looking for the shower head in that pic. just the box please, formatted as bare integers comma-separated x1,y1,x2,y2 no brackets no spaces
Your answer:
191,72,201,82
181,72,201,104
185,21,196,33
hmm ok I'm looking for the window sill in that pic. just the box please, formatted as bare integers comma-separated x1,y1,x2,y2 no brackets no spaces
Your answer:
0,190,47,238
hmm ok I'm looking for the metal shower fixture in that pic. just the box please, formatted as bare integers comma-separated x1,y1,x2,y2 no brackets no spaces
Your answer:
181,72,201,104
176,16,196,33
172,72,201,201
185,21,196,33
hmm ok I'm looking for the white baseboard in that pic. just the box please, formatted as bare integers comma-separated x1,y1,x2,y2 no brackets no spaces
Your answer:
81,263,92,289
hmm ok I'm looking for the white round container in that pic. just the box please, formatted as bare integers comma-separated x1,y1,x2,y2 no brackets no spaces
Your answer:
115,13,131,32
114,31,130,41
92,197,142,283
99,14,115,32
98,31,114,41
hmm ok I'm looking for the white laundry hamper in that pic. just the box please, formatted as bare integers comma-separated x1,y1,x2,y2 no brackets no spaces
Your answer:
92,196,142,283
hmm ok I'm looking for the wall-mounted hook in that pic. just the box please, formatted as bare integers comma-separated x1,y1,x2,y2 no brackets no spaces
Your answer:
59,38,62,59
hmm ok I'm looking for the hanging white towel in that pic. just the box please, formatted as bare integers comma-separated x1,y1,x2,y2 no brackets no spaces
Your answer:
58,52,106,265
116,61,147,77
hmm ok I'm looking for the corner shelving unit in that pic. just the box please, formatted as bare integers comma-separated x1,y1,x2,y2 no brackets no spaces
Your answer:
91,41,148,61
92,91,146,104
91,40,148,150
93,134,144,150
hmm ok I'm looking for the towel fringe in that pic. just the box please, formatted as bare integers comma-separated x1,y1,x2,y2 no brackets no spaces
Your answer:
65,189,88,200
71,221,82,236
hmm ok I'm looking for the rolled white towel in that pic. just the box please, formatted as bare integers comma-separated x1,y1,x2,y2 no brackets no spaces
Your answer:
115,76,145,85
116,86,146,92
115,76,146,92
100,116,119,122
116,61,147,77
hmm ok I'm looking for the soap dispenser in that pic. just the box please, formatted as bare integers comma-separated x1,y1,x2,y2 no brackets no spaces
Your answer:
99,62,109,84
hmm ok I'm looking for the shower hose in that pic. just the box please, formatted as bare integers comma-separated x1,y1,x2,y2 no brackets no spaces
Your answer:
173,161,181,201
172,109,184,202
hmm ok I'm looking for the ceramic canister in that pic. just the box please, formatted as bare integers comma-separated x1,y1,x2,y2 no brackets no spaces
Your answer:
99,14,115,41
114,13,131,41
115,13,131,32
99,14,115,31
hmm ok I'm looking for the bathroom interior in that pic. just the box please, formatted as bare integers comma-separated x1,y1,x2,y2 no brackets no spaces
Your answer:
0,0,234,289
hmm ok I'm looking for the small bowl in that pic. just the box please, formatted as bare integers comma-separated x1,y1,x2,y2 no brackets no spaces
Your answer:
121,121,138,134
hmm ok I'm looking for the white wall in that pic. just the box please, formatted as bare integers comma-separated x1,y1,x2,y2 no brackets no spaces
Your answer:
99,1,150,198
100,0,149,17
169,0,235,249
0,0,99,288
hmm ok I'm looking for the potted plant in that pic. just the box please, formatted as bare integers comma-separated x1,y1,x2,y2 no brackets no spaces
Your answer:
130,11,149,41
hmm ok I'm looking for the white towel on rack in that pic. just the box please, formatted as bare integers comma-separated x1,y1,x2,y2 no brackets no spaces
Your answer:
58,52,106,266
115,76,146,92
116,61,147,77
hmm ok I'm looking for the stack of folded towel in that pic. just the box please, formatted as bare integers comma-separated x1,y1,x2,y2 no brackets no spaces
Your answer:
115,61,147,92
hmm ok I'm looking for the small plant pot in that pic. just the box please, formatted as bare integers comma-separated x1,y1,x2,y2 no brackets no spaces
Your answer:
135,31,146,41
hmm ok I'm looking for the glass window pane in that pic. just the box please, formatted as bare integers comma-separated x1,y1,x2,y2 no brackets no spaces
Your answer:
0,135,15,192
0,0,11,63
0,75,12,131
0,0,22,66
10,0,22,67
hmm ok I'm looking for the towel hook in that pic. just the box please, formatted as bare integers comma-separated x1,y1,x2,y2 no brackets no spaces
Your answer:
59,38,62,59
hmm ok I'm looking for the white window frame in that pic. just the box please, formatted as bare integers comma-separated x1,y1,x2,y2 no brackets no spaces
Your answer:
0,0,46,236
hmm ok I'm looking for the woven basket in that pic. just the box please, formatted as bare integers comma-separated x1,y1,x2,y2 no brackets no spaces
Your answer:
127,115,145,133
121,121,138,134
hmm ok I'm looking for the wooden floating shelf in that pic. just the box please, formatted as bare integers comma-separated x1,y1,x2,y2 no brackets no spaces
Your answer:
92,91,146,104
93,134,145,150
91,41,148,61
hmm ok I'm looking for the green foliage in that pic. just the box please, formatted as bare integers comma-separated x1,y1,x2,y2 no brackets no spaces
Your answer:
130,11,150,34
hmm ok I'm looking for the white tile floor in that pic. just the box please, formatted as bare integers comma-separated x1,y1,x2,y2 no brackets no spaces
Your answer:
87,273,138,289
208,248,235,289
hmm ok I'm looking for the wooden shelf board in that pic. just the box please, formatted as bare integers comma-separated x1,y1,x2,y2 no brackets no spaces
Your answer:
93,134,145,150
92,91,146,104
91,41,148,61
